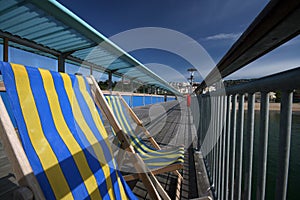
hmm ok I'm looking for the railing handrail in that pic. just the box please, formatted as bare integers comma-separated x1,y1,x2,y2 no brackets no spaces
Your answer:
208,67,300,96
195,0,300,93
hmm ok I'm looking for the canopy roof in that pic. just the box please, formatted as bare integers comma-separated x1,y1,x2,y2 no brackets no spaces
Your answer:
0,0,181,95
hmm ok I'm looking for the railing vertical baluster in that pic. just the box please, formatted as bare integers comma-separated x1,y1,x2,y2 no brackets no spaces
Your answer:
256,92,269,200
235,94,244,200
215,96,218,197
217,96,223,199
216,96,220,198
244,93,255,200
198,96,202,150
212,96,215,188
221,95,227,200
275,91,293,200
229,94,237,200
225,95,231,200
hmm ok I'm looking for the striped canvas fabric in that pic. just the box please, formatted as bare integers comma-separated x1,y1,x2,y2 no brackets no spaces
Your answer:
0,62,137,200
106,96,184,170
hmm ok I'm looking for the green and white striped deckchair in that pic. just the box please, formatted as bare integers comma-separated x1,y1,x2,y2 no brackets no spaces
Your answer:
91,91,184,199
105,95,184,173
0,62,140,200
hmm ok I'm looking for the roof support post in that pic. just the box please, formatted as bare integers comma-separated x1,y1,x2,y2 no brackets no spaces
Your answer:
121,76,124,92
143,86,145,106
3,37,8,62
58,54,65,72
90,65,93,75
58,51,74,73
108,71,113,92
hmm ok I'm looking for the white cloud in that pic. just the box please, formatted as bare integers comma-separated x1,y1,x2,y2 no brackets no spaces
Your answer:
205,32,241,40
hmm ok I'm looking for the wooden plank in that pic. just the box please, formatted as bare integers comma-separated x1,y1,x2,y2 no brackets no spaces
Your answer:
0,82,5,92
194,152,214,199
0,97,45,199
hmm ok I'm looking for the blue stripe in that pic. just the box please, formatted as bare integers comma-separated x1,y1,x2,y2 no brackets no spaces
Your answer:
27,67,89,199
0,63,56,200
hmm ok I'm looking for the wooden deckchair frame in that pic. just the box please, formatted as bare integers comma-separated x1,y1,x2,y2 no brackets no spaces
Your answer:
87,76,183,200
0,93,45,200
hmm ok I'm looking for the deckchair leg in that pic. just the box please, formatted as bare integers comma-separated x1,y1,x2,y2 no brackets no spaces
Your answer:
138,173,161,200
175,171,182,200
149,172,171,200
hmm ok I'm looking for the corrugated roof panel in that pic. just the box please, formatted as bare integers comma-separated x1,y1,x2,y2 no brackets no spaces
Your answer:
34,30,72,42
60,42,92,53
1,11,38,30
0,0,20,10
50,38,85,49
18,22,62,38
6,16,47,32
0,4,29,22
0,0,181,95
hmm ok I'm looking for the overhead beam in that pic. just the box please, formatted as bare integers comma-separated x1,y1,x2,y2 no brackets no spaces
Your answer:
3,37,8,62
196,0,300,92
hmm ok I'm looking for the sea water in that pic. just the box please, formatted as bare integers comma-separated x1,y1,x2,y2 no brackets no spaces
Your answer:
248,111,300,200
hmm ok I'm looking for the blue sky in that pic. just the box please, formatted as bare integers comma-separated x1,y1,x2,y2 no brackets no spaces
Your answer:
36,1,300,82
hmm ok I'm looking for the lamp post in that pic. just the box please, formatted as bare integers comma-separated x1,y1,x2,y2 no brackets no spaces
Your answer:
187,68,197,93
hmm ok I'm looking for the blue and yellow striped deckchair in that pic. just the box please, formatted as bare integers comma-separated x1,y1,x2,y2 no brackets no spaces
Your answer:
0,62,138,200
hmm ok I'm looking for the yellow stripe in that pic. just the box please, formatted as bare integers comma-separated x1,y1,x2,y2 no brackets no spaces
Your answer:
38,69,102,200
61,74,115,199
11,64,73,200
77,77,127,199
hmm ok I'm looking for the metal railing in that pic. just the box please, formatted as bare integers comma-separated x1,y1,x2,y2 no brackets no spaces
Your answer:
191,67,300,200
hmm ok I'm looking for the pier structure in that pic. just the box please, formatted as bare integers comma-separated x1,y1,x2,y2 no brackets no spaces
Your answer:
0,0,300,199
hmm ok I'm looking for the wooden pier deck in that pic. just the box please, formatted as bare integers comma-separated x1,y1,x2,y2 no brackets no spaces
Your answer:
0,100,212,200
